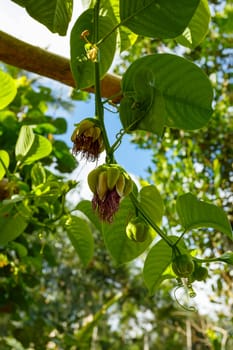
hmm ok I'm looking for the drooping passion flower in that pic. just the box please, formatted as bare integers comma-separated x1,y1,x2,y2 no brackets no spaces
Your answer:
71,118,105,161
88,164,133,223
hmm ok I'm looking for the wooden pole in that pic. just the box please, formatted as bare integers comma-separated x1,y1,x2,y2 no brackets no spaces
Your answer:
0,31,122,102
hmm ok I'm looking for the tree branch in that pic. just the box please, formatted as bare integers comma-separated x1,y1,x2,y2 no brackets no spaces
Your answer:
0,31,122,102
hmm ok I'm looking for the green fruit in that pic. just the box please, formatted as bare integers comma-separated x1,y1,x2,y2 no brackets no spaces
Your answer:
126,217,149,242
172,254,194,278
191,264,208,281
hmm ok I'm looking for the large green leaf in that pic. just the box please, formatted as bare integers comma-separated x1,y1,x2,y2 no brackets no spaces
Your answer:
76,200,102,232
0,150,10,180
0,203,29,246
120,0,200,38
22,134,52,165
138,185,164,225
120,54,213,133
176,193,233,240
15,125,35,161
143,239,173,295
0,70,17,110
15,126,52,166
70,9,117,89
143,236,187,295
65,215,94,266
176,0,210,49
11,0,73,35
102,197,156,265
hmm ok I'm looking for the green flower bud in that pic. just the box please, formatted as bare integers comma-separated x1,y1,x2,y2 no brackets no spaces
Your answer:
172,254,194,278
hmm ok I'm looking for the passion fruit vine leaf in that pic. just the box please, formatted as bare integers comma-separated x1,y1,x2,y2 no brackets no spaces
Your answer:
11,0,73,36
176,0,211,49
176,193,233,240
138,185,164,225
119,0,200,39
120,53,213,135
65,215,94,267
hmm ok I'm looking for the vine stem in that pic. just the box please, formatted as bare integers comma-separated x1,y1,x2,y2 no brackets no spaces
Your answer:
129,192,174,248
93,0,115,163
96,0,154,47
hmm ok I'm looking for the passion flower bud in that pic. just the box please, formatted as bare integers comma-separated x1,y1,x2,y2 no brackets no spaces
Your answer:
88,164,133,223
71,118,104,161
172,254,194,278
126,217,149,242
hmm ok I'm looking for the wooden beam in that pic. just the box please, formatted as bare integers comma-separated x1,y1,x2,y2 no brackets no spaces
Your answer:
0,31,122,102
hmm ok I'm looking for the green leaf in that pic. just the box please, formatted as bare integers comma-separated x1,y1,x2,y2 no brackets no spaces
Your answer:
214,252,233,265
11,0,73,35
0,150,10,180
9,241,28,258
176,193,233,240
15,125,35,161
143,238,173,295
31,162,47,188
0,203,29,246
76,200,102,232
102,197,156,265
21,134,52,166
65,215,94,266
70,9,117,89
143,236,187,294
120,54,213,133
176,0,211,49
138,185,164,225
0,70,17,110
120,0,200,39
33,181,61,202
